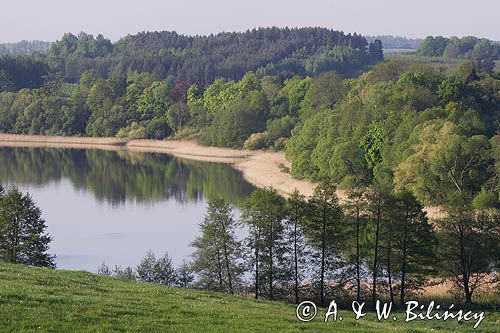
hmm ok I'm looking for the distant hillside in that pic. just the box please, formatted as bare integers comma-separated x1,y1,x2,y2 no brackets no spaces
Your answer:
47,28,383,83
0,40,51,56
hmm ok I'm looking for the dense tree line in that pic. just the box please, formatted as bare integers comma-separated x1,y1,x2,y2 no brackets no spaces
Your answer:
0,41,51,56
184,184,498,306
0,28,383,144
46,28,381,83
287,61,500,205
0,55,50,91
418,36,500,72
0,28,382,93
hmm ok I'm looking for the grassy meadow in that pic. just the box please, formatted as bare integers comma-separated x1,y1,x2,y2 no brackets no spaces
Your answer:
0,262,498,332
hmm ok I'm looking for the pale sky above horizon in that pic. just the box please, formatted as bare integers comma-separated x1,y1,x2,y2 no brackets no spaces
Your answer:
1,0,499,43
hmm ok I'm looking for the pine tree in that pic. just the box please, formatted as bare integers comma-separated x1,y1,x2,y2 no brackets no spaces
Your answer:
191,198,244,293
389,191,437,305
154,252,176,286
243,188,289,300
343,188,369,302
286,189,309,304
136,250,176,285
175,260,194,288
305,179,343,306
0,187,55,267
136,250,157,282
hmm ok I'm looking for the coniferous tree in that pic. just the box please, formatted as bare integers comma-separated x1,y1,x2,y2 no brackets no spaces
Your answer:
135,250,176,285
366,186,389,307
136,250,158,283
389,191,437,305
0,187,55,267
175,260,194,288
191,198,244,293
286,189,309,304
154,252,177,286
305,180,343,306
243,188,289,300
97,262,112,276
343,188,369,302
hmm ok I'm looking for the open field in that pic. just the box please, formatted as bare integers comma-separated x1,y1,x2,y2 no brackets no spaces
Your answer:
385,54,465,72
0,262,497,332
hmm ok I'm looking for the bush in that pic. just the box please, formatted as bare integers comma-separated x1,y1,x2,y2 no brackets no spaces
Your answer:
116,122,146,139
273,137,288,151
136,250,176,286
173,127,200,140
243,132,268,150
266,116,296,143
144,118,172,139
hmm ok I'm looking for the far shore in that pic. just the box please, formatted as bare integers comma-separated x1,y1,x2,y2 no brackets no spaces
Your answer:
0,134,316,198
0,134,445,218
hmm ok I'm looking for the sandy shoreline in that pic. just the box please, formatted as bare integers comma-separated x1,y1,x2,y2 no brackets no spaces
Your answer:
0,134,316,198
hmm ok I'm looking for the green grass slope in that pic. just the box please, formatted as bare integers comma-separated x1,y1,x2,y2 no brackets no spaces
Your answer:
0,263,497,332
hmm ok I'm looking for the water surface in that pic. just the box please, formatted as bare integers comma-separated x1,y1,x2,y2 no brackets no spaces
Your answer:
0,147,254,271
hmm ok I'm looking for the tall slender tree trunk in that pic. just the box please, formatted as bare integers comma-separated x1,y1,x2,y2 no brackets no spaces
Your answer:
294,219,299,304
254,226,260,299
216,249,223,292
372,201,381,307
222,243,233,294
387,240,394,304
9,215,20,263
269,220,274,301
220,221,234,294
355,207,361,303
459,224,472,303
400,211,409,306
320,204,327,306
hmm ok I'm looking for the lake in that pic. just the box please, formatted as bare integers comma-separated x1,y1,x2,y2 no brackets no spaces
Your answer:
0,146,254,271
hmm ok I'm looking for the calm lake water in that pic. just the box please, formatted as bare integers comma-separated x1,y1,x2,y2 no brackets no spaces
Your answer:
0,146,254,271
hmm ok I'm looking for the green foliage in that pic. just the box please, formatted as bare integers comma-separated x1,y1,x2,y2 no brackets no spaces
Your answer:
243,132,268,150
0,187,54,267
287,60,500,208
242,188,289,300
136,81,172,121
437,208,500,303
202,91,269,148
135,250,177,286
419,36,449,57
266,116,296,143
419,36,500,73
360,120,385,171
191,198,244,293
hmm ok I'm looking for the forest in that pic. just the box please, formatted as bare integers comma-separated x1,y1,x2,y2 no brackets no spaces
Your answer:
0,27,499,309
418,36,500,73
0,40,51,57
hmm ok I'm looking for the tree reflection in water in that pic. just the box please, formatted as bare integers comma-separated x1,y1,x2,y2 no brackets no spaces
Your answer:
0,147,254,206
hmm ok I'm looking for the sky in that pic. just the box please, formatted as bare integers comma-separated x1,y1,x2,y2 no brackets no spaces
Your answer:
1,0,499,43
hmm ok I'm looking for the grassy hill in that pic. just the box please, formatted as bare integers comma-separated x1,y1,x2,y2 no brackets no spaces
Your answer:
0,262,497,332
